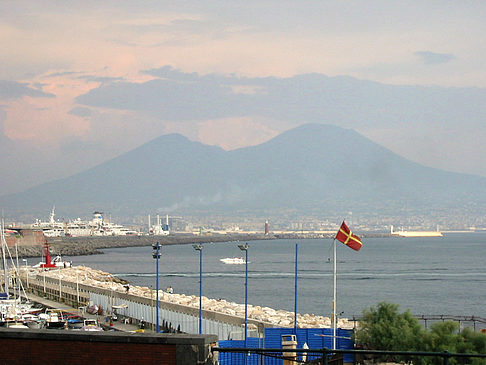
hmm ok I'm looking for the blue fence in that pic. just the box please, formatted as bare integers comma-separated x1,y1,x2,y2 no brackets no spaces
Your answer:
218,328,354,364
218,338,264,365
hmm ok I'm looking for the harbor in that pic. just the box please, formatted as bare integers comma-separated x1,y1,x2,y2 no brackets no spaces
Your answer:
15,264,354,337
1,227,485,364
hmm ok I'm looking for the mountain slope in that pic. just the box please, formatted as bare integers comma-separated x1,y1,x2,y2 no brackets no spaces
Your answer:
1,124,485,217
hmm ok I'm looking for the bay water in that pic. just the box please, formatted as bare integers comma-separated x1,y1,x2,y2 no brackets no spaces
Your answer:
72,233,486,319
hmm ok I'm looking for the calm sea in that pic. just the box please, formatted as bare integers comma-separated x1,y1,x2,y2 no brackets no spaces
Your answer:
71,233,486,319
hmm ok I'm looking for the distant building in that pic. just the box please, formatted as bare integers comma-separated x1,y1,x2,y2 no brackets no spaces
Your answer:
4,228,44,247
264,220,270,235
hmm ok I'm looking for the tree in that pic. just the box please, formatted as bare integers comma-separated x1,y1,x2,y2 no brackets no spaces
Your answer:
355,302,424,350
355,302,424,363
355,302,486,365
422,323,486,365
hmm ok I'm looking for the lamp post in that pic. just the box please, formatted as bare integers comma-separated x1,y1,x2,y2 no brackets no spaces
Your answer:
152,241,161,333
238,243,249,349
193,244,203,334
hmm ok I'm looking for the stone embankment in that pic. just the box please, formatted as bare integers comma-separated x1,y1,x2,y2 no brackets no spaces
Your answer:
14,234,272,258
14,232,389,258
34,265,354,330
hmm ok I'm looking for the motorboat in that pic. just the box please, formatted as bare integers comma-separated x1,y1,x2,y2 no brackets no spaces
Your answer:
81,319,103,331
220,257,246,265
39,309,67,329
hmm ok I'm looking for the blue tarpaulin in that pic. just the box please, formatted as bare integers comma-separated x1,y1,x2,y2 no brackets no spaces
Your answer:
218,327,354,364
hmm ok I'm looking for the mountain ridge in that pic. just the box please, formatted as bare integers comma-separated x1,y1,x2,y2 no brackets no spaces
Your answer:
1,123,485,218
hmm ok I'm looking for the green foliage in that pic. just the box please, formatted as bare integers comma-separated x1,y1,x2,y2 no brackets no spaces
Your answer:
355,302,424,351
421,322,486,365
354,302,424,363
355,302,486,365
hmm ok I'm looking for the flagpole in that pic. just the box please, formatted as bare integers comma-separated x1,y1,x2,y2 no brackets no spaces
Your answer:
294,243,298,334
333,220,362,352
333,238,337,351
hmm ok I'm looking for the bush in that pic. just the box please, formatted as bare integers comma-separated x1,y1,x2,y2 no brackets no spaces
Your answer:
355,302,486,365
354,302,424,363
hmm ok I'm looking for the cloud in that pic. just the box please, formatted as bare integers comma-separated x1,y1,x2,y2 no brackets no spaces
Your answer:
0,80,55,100
415,51,455,65
142,66,201,81
0,109,5,131
59,136,105,155
77,75,125,84
68,107,93,118
45,71,83,78
76,67,486,131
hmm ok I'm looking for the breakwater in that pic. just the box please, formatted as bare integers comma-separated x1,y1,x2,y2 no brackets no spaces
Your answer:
19,265,354,339
15,234,274,258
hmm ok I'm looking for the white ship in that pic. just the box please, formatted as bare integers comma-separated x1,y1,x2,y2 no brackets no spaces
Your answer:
32,209,141,237
390,225,443,237
31,207,66,237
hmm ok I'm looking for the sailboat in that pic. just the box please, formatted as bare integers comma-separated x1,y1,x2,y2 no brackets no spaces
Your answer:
0,218,37,327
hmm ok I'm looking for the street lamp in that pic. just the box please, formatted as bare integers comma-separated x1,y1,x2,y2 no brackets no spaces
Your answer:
193,244,203,334
238,243,249,349
152,241,161,333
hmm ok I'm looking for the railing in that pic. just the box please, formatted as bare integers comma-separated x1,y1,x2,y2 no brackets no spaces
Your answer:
213,347,486,365
347,315,486,332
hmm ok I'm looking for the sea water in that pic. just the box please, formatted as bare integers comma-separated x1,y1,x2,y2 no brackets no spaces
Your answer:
72,233,486,318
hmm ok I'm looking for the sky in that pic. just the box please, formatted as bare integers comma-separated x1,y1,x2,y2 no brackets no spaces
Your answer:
1,1,486,196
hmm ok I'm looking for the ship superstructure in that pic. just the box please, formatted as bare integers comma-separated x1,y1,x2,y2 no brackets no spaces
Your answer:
31,208,140,237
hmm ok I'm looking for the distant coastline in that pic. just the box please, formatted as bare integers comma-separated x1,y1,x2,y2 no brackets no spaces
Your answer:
14,232,392,258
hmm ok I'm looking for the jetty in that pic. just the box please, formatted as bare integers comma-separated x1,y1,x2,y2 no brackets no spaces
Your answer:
17,265,353,339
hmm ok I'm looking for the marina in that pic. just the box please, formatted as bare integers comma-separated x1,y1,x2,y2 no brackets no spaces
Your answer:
1,226,485,336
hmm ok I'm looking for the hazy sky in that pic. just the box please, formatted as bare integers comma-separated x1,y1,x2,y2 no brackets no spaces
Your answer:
1,1,486,195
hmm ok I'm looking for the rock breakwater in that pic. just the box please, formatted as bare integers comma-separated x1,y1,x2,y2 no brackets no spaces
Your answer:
15,234,273,258
33,265,354,329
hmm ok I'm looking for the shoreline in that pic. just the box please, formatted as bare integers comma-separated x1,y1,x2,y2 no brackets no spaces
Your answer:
15,233,273,258
14,232,391,258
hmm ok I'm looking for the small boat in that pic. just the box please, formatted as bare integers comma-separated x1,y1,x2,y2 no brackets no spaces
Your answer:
6,321,29,329
81,319,103,331
40,309,67,329
220,257,246,265
20,313,45,329
25,320,44,329
33,241,71,269
67,315,84,329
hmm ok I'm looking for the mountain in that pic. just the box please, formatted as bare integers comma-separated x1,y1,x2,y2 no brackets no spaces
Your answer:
1,124,486,218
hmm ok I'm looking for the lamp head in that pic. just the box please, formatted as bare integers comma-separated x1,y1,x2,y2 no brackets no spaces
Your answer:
152,242,161,250
193,244,203,251
238,243,249,251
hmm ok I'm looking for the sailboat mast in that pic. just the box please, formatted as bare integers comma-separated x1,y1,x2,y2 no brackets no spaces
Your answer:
333,238,337,350
1,219,8,296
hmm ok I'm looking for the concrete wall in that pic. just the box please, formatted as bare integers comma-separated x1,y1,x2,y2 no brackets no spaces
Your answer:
0,328,217,365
